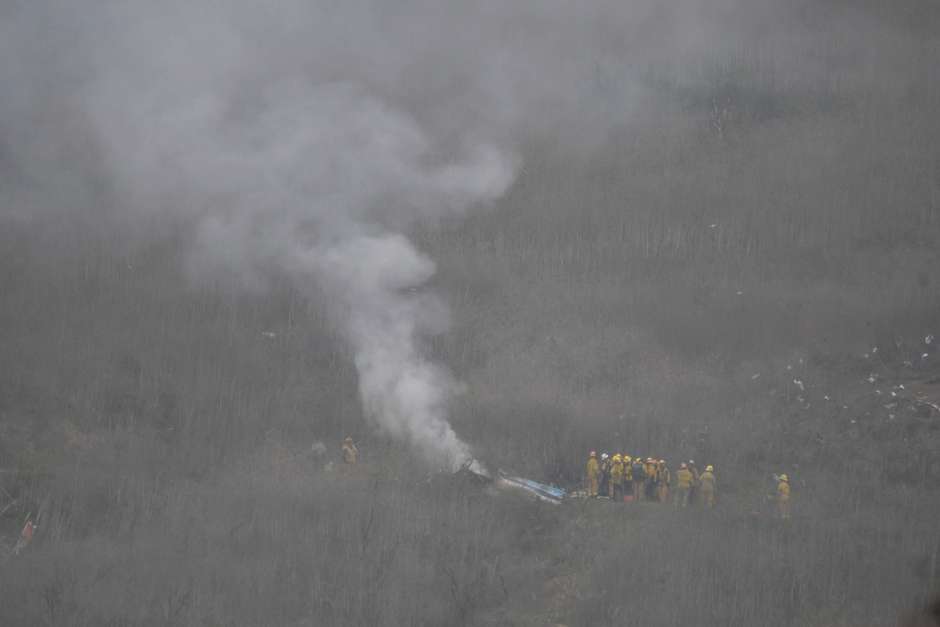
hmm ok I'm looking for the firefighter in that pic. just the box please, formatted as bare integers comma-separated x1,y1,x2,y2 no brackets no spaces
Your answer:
688,460,700,505
699,465,717,508
598,453,610,497
776,474,791,519
609,454,625,500
586,451,600,497
623,455,633,498
341,436,359,464
674,463,693,508
657,460,671,503
644,457,658,501
632,456,646,501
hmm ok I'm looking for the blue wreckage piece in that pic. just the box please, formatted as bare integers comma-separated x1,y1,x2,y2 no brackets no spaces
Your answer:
496,472,566,504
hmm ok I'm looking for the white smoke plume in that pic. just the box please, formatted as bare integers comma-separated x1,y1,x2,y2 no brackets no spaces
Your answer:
91,77,515,468
69,5,519,469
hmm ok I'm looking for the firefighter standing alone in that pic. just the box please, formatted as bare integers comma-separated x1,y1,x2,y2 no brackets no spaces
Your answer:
776,474,791,519
341,436,358,464
699,465,717,508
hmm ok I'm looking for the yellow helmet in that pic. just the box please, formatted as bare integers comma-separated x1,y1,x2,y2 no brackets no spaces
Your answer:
780,474,789,482
623,455,632,463
612,454,622,463
705,465,714,472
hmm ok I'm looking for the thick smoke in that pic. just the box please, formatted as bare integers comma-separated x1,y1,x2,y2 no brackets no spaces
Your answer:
58,2,523,469
81,39,515,468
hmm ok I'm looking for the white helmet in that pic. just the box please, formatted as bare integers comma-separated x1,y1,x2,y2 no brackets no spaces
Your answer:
601,453,609,460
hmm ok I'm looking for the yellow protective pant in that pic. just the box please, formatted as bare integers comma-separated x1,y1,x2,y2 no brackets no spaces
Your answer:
701,487,715,508
587,475,599,497
777,497,790,519
675,487,690,508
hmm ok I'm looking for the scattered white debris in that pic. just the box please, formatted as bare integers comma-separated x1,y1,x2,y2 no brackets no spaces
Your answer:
864,353,870,359
918,399,940,413
311,441,327,456
824,395,831,401
926,334,935,345
751,373,761,380
709,224,718,229
736,291,744,296
867,375,877,383
793,379,805,392
891,391,897,397
872,347,878,354
888,414,895,420
786,364,793,371
899,384,905,390
875,389,882,395
923,353,929,360
904,360,914,367
262,331,277,339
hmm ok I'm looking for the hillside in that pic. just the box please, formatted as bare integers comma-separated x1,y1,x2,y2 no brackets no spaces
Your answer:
2,1,940,625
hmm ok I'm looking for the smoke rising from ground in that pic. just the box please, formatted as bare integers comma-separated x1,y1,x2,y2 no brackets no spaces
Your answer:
75,8,519,468
1,1,532,468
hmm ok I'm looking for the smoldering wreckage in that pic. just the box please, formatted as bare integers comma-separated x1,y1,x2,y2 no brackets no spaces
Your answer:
455,466,568,505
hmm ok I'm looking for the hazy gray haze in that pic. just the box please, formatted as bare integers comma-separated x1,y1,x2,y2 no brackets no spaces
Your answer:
1,2,940,624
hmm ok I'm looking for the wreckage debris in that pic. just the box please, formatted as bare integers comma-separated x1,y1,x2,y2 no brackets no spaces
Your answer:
495,473,566,504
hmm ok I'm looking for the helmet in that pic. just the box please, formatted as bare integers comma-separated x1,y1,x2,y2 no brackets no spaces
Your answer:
590,451,596,457
343,436,353,443
612,454,622,463
659,459,666,464
706,465,714,472
601,453,609,460
689,460,695,464
680,462,687,469
780,474,789,482
623,455,632,463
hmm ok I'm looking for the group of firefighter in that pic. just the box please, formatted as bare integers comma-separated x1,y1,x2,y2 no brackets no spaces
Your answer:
585,451,792,517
